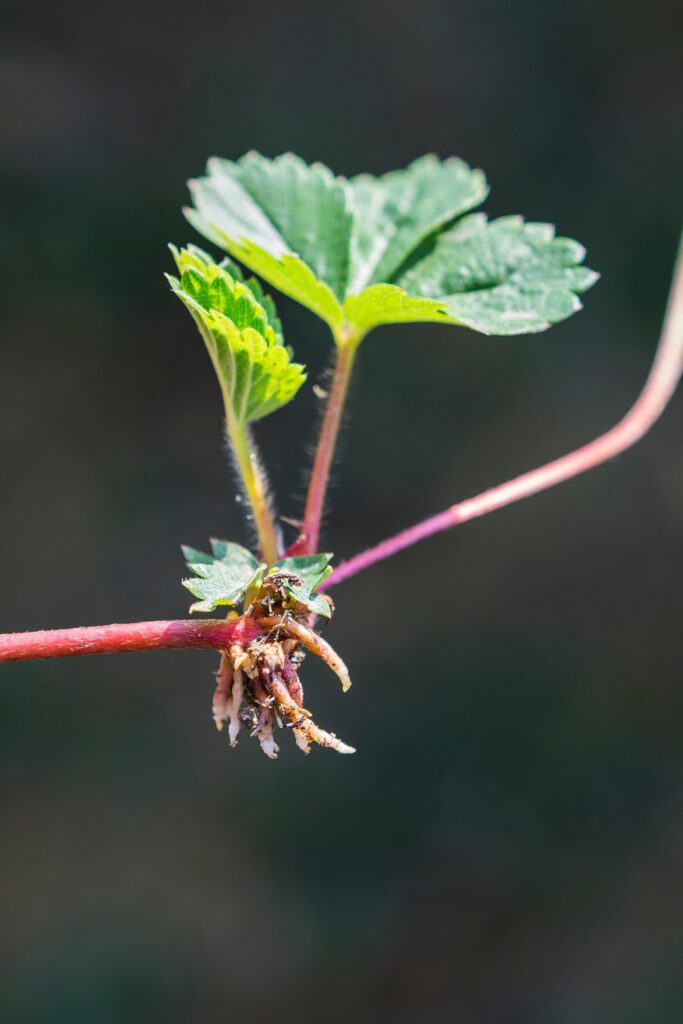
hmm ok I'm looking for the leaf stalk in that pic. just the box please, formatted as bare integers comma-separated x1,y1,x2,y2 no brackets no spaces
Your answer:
229,422,280,564
298,325,363,554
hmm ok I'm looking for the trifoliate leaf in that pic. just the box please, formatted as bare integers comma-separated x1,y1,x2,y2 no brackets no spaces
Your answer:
167,246,306,424
182,539,265,613
185,152,597,342
269,553,334,618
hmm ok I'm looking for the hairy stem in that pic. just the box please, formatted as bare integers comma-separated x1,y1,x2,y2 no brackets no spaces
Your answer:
325,234,683,589
230,423,279,564
300,328,361,554
207,325,279,563
0,617,264,663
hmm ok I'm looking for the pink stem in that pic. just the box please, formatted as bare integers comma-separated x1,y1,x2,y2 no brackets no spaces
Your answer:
0,617,263,663
325,235,683,590
298,339,357,555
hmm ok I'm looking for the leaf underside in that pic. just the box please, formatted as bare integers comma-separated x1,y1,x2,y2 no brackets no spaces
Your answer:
167,245,306,425
186,152,598,338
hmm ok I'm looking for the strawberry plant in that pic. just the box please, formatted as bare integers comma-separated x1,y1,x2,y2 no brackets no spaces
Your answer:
2,153,681,758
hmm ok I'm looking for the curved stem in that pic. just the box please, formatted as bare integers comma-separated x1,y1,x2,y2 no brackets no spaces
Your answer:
325,233,683,590
0,617,264,663
299,330,360,554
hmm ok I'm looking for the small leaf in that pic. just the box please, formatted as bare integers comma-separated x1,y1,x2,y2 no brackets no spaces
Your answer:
224,259,285,346
182,544,334,618
167,246,306,424
269,553,334,618
182,540,265,613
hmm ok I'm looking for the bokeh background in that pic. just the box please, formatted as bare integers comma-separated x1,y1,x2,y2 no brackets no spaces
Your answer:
1,1,682,1020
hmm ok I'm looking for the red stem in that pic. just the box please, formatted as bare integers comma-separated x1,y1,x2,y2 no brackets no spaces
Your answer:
298,337,357,554
0,617,263,664
325,233,683,590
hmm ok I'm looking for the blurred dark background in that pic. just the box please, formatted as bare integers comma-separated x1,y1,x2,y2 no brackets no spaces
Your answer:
1,1,682,1021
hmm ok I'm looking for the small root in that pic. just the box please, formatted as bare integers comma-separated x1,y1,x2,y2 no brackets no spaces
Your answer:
281,654,305,707
227,666,243,747
257,615,351,691
253,705,279,759
268,674,355,755
212,653,233,731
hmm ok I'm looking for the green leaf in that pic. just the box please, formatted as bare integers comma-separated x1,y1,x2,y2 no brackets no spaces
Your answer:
347,155,489,292
343,285,451,334
181,543,334,618
224,259,285,346
210,237,345,333
167,245,306,424
185,152,597,341
186,153,349,331
210,153,353,298
182,539,265,613
269,553,334,618
396,214,600,334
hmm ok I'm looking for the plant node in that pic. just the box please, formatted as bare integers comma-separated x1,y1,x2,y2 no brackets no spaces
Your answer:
210,569,354,758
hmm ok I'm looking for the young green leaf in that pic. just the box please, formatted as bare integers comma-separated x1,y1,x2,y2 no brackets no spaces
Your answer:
223,259,285,346
181,542,334,618
182,539,265,613
270,553,334,618
167,245,306,425
185,152,597,342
